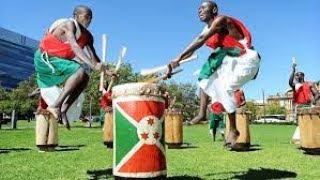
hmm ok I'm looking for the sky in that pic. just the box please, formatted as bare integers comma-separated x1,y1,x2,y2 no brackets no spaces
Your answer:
1,0,319,101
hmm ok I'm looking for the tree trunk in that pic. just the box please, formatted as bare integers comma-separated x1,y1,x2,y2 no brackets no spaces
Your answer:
11,109,17,129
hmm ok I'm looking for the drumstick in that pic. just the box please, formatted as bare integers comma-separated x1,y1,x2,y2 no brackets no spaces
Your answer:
106,47,127,92
140,54,198,76
99,34,107,91
292,57,296,64
148,69,183,83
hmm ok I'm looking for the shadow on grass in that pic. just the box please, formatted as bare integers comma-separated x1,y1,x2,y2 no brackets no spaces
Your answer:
229,144,262,152
58,144,86,148
55,148,80,152
167,142,198,150
87,168,113,179
230,147,262,152
207,167,297,180
86,169,204,180
0,147,31,154
54,144,86,152
167,175,204,179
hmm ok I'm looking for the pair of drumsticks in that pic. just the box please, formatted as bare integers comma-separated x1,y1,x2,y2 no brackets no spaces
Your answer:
140,55,198,83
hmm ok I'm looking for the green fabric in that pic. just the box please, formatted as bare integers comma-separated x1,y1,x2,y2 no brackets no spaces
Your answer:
198,47,242,81
100,108,105,124
115,107,140,165
297,104,311,108
209,113,225,130
34,49,80,88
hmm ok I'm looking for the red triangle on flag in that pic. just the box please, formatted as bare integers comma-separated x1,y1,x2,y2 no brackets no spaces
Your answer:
118,101,165,123
118,144,166,173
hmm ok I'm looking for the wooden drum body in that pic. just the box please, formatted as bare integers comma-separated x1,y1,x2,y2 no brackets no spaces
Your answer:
226,108,250,149
298,106,320,154
103,112,113,148
36,112,58,148
164,109,183,148
112,83,166,179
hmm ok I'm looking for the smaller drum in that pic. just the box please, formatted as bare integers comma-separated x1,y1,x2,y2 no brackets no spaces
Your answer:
36,112,58,149
103,112,113,148
297,106,320,154
225,108,250,150
164,108,183,148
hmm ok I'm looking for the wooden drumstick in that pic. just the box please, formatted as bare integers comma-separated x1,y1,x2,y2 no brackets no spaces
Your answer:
148,69,183,83
99,34,107,91
106,47,127,92
140,55,198,76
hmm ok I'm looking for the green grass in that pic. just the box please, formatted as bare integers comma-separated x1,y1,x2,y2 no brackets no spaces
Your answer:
0,121,319,179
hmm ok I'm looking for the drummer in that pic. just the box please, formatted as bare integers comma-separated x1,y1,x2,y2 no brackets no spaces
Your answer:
289,63,319,117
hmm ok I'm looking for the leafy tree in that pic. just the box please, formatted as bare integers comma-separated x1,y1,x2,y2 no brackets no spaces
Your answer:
164,81,199,121
266,103,286,115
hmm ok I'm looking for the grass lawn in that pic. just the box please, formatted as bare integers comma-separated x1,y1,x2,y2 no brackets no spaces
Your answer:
0,121,319,179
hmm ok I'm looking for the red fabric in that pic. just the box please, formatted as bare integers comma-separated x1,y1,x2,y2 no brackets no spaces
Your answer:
100,91,112,108
293,83,312,105
234,90,245,107
205,16,252,54
39,29,89,59
211,102,225,114
38,97,48,110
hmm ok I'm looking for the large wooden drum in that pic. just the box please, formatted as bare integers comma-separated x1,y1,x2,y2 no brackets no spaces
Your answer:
225,108,250,149
112,83,166,179
297,106,320,154
103,112,113,148
164,108,183,148
36,112,58,148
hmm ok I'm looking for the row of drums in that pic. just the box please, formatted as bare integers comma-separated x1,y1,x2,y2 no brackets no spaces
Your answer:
101,83,254,179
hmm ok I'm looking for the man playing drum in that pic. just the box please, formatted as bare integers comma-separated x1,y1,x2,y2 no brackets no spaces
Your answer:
166,1,260,147
34,5,116,129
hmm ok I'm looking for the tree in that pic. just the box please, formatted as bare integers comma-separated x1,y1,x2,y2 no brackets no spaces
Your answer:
266,103,286,115
164,81,199,121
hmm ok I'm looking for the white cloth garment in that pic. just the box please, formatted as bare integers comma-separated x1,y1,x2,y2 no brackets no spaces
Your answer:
199,41,260,113
40,86,85,122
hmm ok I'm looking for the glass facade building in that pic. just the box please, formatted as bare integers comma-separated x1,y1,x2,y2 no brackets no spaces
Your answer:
0,27,38,89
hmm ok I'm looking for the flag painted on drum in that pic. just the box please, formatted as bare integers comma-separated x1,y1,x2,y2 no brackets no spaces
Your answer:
113,100,166,178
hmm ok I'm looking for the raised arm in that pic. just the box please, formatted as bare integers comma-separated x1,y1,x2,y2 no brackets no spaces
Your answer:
289,63,296,89
62,21,103,71
166,16,227,76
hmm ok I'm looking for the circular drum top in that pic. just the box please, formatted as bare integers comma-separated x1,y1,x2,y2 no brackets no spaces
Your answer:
297,106,320,115
112,82,166,98
166,108,182,114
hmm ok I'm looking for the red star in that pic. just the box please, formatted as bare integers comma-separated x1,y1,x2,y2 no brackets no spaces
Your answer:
153,132,160,140
141,132,149,140
147,118,154,126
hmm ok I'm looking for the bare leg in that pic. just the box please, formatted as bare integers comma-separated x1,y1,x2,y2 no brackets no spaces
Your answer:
60,73,89,129
47,68,87,125
226,112,240,147
189,89,209,124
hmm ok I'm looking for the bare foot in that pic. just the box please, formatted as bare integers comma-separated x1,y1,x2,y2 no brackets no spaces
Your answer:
227,130,240,148
61,112,71,130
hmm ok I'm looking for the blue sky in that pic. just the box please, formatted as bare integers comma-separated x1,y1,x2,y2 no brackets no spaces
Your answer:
1,0,319,100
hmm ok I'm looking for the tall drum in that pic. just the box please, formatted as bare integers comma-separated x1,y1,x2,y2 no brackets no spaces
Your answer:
297,106,320,154
36,112,58,148
112,83,166,179
165,108,183,148
226,108,250,149
103,112,113,148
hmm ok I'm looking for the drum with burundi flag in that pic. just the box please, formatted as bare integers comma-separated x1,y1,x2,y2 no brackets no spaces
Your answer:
112,83,167,179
